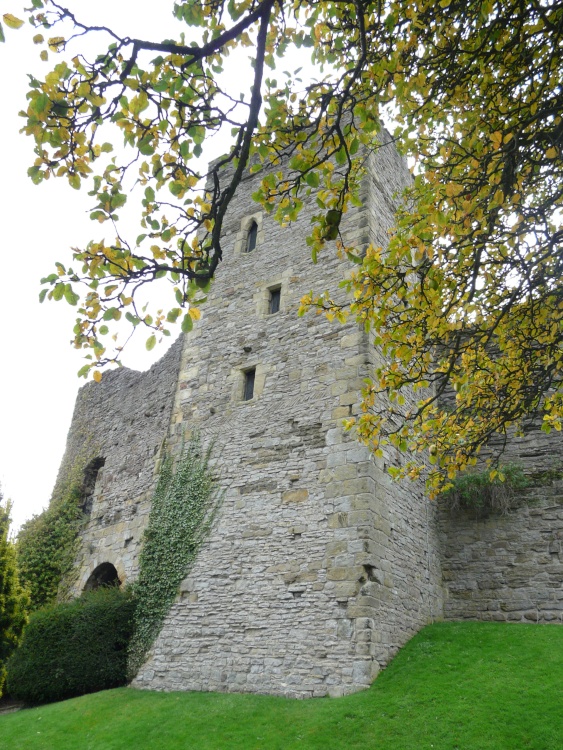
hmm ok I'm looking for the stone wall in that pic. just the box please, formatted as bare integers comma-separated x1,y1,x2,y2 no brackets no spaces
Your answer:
440,485,563,623
57,338,183,593
55,134,561,701
440,428,563,624
132,140,444,697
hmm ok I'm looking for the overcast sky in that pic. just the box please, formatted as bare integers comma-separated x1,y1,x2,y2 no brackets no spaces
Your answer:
0,2,213,530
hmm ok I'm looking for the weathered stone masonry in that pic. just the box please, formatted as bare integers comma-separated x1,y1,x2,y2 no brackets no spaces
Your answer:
54,139,561,699
57,338,182,591
440,426,563,625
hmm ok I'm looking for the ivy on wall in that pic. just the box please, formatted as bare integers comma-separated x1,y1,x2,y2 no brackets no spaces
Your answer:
128,435,221,677
16,452,97,610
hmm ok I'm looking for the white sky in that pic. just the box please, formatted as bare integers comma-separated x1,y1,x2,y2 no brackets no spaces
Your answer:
0,2,225,530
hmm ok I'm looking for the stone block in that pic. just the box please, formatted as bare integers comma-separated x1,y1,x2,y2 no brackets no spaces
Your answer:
326,565,364,581
282,489,309,504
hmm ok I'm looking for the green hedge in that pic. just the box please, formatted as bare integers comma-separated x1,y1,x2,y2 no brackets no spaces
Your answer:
7,587,135,705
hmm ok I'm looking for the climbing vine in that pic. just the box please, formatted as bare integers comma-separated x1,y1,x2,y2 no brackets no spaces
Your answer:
128,435,221,677
16,451,97,610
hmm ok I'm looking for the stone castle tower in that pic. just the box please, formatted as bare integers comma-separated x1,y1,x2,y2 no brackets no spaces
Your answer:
53,139,563,698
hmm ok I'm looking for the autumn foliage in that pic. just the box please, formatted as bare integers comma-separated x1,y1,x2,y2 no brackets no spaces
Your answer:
2,1,562,490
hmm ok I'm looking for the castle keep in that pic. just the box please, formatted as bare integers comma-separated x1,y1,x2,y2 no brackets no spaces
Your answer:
54,141,563,698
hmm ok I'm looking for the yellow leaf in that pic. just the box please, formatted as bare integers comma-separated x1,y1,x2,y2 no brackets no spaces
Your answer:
48,36,65,51
490,131,503,149
188,306,201,321
546,147,558,159
33,34,44,44
3,14,24,29
445,183,463,197
93,370,102,383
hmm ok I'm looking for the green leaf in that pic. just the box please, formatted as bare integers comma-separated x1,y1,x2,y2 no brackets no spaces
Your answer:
52,283,65,301
181,313,193,333
110,193,127,209
68,173,81,190
32,93,50,115
326,209,341,226
125,311,140,326
166,308,181,323
305,172,319,188
146,334,157,351
335,148,347,166
0,23,5,44
64,284,79,305
138,137,155,156
27,166,42,185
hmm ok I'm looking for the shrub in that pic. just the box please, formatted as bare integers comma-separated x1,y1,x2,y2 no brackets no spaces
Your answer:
7,586,135,705
0,496,29,698
441,463,530,516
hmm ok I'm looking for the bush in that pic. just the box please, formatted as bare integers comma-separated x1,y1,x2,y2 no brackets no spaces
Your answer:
7,587,135,705
16,480,84,610
441,463,530,516
0,496,29,698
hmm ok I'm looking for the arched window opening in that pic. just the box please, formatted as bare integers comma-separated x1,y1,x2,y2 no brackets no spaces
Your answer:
81,457,105,515
84,562,121,591
245,220,258,253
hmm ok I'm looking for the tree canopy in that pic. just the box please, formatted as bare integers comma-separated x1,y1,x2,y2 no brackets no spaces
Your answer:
2,1,562,491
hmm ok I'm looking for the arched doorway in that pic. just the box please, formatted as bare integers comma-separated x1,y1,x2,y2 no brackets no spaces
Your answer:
83,562,121,591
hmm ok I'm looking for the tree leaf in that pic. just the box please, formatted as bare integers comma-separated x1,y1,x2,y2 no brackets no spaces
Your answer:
2,14,24,30
181,313,193,333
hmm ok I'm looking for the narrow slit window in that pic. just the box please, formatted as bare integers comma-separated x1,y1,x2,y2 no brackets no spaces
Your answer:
269,287,281,314
245,221,258,253
243,368,256,401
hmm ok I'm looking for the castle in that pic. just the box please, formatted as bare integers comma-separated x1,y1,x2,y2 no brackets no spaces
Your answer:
53,140,563,698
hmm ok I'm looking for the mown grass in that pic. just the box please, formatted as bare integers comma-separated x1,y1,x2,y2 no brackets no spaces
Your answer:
1,622,561,750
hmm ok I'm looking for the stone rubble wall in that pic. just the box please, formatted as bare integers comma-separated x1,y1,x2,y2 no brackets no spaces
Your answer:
60,338,183,593
325,144,445,669
440,485,563,623
133,141,445,697
440,427,563,624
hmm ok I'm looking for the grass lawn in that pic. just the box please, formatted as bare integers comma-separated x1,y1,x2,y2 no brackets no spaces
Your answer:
1,622,561,750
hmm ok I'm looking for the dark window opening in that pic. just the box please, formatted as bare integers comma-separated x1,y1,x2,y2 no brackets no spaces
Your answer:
243,368,256,401
84,562,120,591
245,221,258,253
81,457,106,515
269,287,281,314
